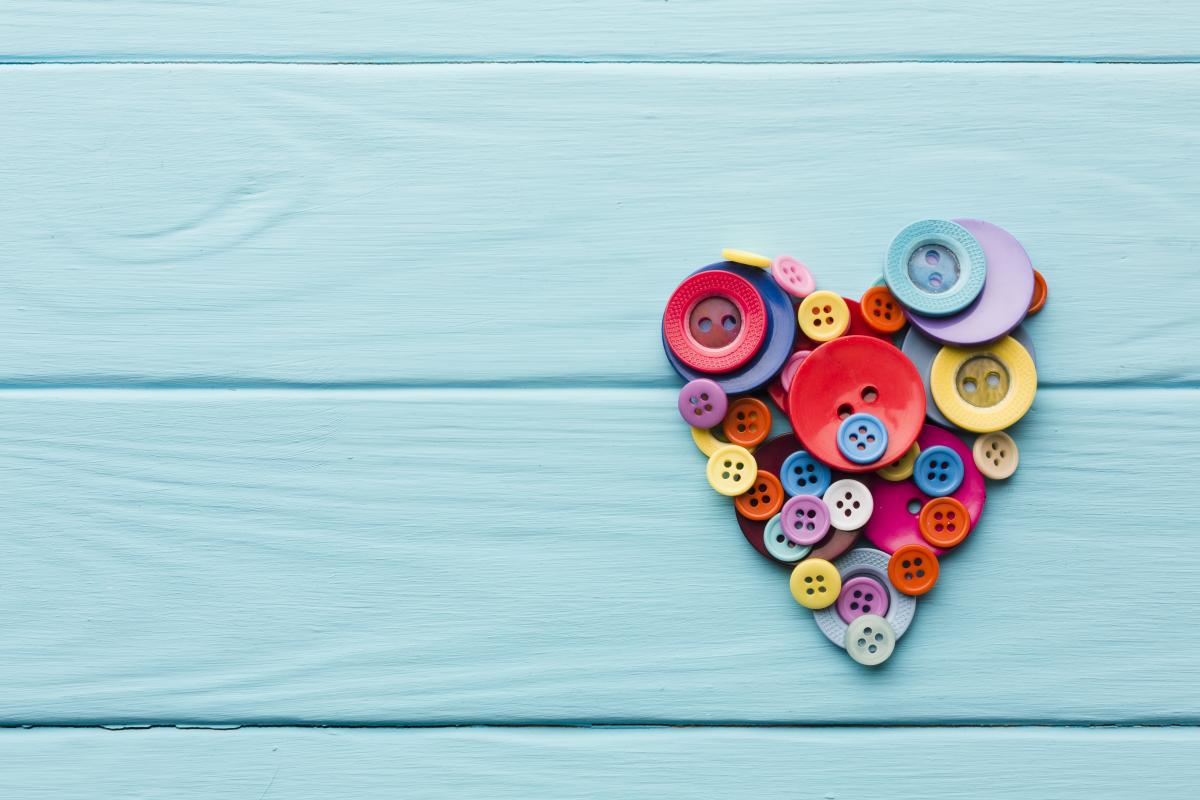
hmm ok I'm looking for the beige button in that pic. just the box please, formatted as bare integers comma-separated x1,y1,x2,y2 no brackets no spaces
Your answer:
972,431,1019,479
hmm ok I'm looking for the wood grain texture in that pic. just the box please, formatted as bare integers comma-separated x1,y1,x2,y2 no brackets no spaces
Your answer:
1,64,1198,386
2,1,1200,63
0,387,1195,724
1,727,1198,800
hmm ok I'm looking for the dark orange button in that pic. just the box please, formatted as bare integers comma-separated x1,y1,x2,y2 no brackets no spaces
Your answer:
1028,269,1047,315
734,470,784,521
723,397,772,448
860,286,907,334
888,544,939,596
918,496,972,549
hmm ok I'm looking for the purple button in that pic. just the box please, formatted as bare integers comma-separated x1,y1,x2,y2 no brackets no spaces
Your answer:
780,494,831,546
836,575,890,624
677,378,727,428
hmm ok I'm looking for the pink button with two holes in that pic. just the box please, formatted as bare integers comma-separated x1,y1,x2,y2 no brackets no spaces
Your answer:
837,575,890,624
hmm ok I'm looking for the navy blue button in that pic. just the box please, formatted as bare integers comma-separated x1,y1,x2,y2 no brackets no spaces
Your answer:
914,445,964,497
780,450,832,496
837,413,889,464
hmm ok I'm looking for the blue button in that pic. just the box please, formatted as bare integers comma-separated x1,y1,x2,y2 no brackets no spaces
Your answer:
884,219,987,317
914,445,965,497
780,450,832,496
836,413,889,464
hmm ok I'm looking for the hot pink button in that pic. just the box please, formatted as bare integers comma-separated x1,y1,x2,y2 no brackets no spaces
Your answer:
771,255,816,298
836,575,890,624
677,378,728,428
780,494,831,545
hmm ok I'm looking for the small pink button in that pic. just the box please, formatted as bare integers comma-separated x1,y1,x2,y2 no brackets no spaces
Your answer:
677,378,727,428
779,349,813,393
836,575,890,624
771,255,816,298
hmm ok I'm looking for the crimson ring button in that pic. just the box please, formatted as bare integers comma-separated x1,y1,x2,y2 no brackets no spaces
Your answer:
787,335,925,473
780,494,831,546
837,413,888,465
663,270,767,373
884,219,986,317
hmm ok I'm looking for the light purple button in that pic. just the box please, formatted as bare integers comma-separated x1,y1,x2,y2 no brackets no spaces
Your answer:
771,255,816,298
780,494,831,545
678,378,728,428
836,575,890,624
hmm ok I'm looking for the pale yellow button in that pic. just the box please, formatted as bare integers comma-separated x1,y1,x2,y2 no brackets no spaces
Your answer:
721,248,772,269
706,444,758,496
876,442,920,481
973,431,1019,479
790,558,842,609
798,291,850,342
692,425,758,458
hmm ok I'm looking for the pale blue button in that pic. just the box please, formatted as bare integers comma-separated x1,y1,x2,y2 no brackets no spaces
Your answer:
837,413,888,464
763,513,811,563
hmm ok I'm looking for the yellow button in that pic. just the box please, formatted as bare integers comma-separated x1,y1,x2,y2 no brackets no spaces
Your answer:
930,336,1037,432
692,425,758,457
798,290,850,342
973,431,1019,479
790,558,842,609
706,444,758,496
876,442,920,481
721,248,772,269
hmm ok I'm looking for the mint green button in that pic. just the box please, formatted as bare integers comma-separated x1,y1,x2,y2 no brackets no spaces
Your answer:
844,614,896,666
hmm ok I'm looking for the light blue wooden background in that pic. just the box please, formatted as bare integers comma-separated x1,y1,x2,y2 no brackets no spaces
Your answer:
2,3,1199,798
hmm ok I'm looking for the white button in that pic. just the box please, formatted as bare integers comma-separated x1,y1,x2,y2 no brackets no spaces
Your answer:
822,479,874,530
844,614,896,666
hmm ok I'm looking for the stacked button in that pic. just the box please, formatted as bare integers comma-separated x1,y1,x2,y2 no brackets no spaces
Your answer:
664,227,1045,666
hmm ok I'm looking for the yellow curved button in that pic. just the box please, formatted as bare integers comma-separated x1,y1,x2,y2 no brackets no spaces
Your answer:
706,444,758,496
798,290,850,342
790,558,842,609
931,336,1037,432
691,425,757,458
876,442,920,481
721,248,772,269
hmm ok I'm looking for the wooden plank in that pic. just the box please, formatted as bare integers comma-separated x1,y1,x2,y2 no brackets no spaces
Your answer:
1,726,1197,799
1,64,1197,386
0,386,1194,724
2,2,1199,63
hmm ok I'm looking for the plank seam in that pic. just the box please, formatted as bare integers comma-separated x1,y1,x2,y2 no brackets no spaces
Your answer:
3,59,1200,66
2,723,1198,730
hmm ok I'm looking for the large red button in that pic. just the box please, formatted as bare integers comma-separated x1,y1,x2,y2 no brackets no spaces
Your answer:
787,336,925,473
662,271,767,373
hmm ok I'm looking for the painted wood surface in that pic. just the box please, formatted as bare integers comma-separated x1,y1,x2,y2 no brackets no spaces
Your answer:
1,727,1197,800
2,1,1199,63
1,65,1197,386
0,387,1194,724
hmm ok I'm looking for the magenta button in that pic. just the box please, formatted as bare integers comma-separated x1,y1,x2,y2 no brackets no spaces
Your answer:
677,378,728,428
837,575,890,624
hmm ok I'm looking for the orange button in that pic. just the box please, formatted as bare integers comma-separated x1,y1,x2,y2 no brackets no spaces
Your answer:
888,544,939,596
1028,269,1047,315
734,470,785,521
918,496,972,549
722,397,772,448
860,286,907,334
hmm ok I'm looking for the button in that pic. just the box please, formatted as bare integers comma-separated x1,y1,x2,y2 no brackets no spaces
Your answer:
722,397,772,448
662,270,768,374
914,445,965,497
860,286,907,334
836,575,890,624
904,219,1034,346
780,449,832,496
837,412,889,465
888,544,939,595
1028,269,1048,315
823,479,874,530
884,219,987,317
721,248,772,269
790,558,841,609
919,497,971,549
844,614,896,666
706,444,758,496
735,470,785,521
973,431,1019,479
787,335,926,473
876,442,919,481
763,513,811,563
678,378,728,428
771,255,815,298
813,548,918,647
691,425,737,458
930,336,1037,432
798,290,850,342
780,494,831,545
779,349,813,393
